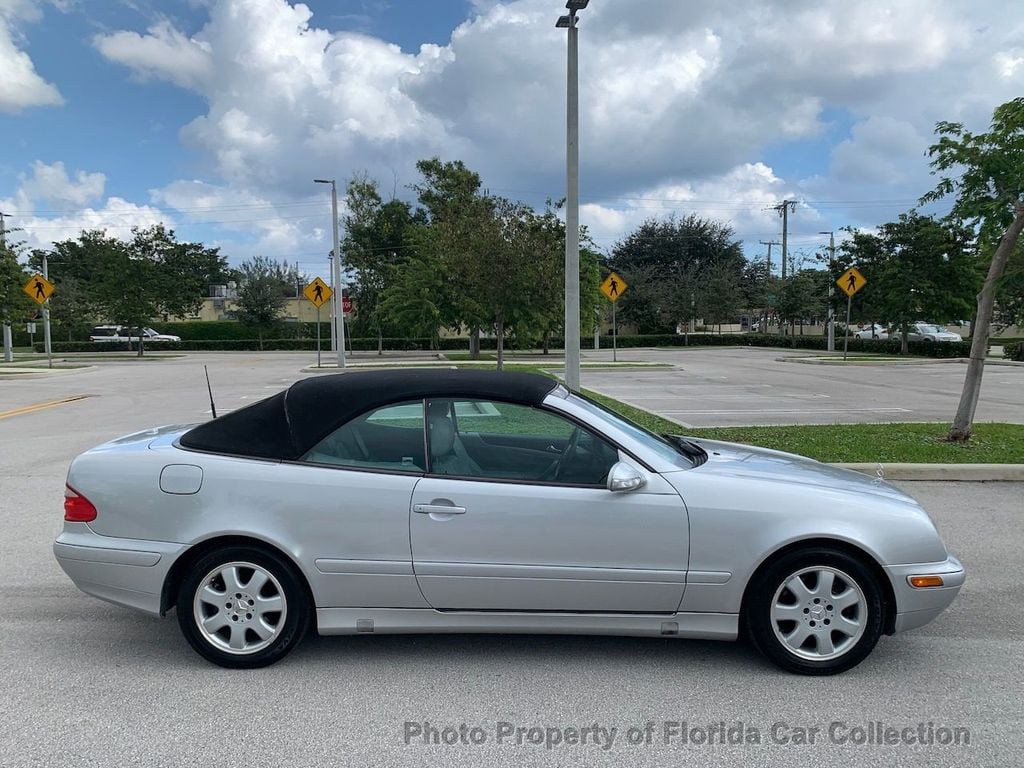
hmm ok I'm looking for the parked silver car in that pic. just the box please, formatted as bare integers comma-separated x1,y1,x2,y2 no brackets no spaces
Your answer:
54,371,963,674
890,323,962,343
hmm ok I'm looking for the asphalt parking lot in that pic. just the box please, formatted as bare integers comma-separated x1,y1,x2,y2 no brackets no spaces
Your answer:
1,351,1022,767
580,347,1024,427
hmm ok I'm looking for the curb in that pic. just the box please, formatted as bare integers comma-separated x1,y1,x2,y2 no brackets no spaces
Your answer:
832,463,1024,481
0,365,97,379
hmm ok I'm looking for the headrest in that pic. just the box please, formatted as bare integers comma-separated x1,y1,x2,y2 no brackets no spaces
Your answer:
429,417,455,457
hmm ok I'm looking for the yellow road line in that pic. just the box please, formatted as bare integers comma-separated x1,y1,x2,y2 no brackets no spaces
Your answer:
0,394,93,420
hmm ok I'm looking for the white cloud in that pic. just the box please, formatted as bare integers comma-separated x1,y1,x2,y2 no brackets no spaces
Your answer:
152,179,325,257
1,161,169,250
84,0,1024,250
830,117,928,187
93,20,213,91
0,0,63,113
581,162,823,253
19,160,105,206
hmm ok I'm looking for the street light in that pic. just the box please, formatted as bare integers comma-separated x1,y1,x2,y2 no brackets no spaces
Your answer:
314,178,346,368
819,230,836,352
556,0,588,391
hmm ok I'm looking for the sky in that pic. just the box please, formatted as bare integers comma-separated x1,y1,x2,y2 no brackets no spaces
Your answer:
1,0,1022,281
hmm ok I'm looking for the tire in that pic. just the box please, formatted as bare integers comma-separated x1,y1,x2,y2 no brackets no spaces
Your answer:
745,547,884,675
176,546,311,669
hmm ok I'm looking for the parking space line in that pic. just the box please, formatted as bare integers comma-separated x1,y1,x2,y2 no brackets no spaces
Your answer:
0,395,93,421
660,407,912,415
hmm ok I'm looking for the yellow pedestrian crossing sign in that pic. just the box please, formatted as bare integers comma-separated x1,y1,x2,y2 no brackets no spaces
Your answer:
303,277,333,308
23,273,55,305
600,272,627,302
837,266,866,298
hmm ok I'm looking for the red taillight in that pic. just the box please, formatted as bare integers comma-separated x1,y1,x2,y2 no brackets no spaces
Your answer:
64,484,97,522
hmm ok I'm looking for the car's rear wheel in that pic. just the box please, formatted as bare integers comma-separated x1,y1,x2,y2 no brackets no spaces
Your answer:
745,548,884,675
177,546,310,668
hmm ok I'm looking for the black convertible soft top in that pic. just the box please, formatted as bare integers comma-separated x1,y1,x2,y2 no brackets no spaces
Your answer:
178,369,559,460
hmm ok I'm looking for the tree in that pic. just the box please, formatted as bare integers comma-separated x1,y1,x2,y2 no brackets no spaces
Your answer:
410,158,490,352
994,240,1024,329
609,214,746,333
699,262,742,332
234,256,291,349
1,239,33,361
838,215,977,353
920,98,1024,440
378,251,448,348
776,268,827,339
87,226,218,355
343,175,424,352
35,226,224,351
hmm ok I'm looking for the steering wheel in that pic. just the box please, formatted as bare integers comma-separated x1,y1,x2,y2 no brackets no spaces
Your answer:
541,426,581,482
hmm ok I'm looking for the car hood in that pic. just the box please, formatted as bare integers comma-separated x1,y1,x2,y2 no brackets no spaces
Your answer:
681,437,917,505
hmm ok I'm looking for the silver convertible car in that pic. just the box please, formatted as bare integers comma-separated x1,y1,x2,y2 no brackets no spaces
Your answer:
54,370,964,674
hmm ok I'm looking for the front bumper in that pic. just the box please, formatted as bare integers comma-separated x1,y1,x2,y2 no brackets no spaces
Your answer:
885,554,965,633
53,523,186,615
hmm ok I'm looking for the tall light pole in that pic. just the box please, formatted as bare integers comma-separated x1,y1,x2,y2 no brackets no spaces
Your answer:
820,230,836,352
314,179,346,368
557,0,588,392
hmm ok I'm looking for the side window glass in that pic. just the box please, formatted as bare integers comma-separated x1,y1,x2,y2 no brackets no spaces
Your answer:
426,399,618,485
302,400,425,472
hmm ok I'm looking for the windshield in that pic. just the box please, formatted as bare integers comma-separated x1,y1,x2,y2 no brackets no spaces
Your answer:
918,324,942,334
567,393,696,468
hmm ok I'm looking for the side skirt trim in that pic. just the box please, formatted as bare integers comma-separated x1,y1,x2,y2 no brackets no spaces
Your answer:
316,608,737,640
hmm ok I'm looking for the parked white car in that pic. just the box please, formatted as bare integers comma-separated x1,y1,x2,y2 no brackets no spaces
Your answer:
890,323,962,343
89,325,181,343
854,324,889,340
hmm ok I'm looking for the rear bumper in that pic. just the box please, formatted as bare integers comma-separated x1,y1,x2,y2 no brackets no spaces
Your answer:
53,523,185,616
886,554,965,633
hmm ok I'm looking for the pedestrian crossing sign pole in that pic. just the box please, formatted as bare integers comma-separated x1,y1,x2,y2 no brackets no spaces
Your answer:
600,272,628,362
304,278,333,368
836,267,867,361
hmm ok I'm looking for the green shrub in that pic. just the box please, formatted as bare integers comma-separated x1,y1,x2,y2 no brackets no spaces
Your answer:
1005,341,1024,362
32,332,977,358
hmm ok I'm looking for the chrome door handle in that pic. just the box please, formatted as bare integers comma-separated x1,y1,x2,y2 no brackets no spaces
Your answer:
413,504,466,515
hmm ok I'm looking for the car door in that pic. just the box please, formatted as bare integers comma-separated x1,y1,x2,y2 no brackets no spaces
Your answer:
410,398,689,613
286,400,431,609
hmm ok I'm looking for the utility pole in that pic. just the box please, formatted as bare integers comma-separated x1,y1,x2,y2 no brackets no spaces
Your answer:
1,211,10,363
759,240,779,334
773,200,797,280
758,240,778,278
770,201,794,335
820,231,836,352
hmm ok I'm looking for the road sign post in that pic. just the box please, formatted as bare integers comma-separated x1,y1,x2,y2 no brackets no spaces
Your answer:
836,266,867,362
612,300,617,362
303,278,334,368
23,272,55,368
600,272,628,364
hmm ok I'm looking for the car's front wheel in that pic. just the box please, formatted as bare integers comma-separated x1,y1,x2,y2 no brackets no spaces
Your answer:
746,548,884,675
177,546,310,668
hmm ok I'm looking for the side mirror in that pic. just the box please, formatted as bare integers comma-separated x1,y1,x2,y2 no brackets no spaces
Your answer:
607,461,646,493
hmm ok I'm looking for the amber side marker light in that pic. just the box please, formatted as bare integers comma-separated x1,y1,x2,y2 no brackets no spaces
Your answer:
908,575,945,588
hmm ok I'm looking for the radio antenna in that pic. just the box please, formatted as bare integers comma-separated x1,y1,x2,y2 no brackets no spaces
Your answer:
204,365,217,419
